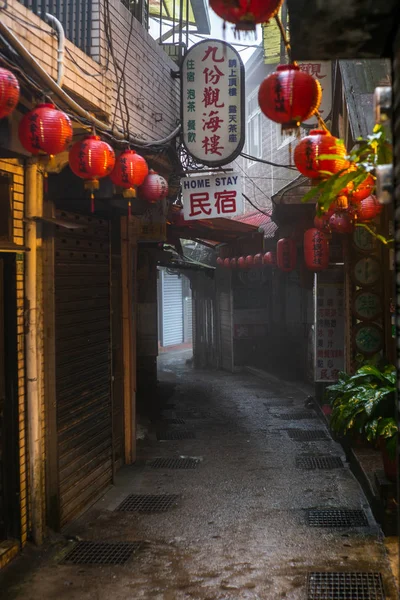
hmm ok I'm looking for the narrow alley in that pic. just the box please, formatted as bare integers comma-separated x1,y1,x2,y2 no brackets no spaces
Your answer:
0,350,397,599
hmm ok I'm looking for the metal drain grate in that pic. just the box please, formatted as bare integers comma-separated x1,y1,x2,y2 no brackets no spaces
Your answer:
307,509,368,528
274,411,317,420
263,400,294,407
307,572,385,599
161,418,186,425
116,494,180,513
61,541,142,565
287,429,329,441
296,456,343,470
157,430,195,441
149,457,200,469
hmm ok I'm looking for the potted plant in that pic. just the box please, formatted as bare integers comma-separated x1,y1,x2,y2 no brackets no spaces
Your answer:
327,364,398,480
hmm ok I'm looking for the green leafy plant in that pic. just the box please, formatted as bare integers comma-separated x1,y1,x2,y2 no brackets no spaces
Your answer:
327,364,397,458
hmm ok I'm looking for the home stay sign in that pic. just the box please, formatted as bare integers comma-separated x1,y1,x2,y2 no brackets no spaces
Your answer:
181,39,245,167
181,173,242,220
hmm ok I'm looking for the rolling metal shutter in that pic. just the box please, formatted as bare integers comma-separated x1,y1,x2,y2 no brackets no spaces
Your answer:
55,211,112,527
161,270,183,347
183,296,193,343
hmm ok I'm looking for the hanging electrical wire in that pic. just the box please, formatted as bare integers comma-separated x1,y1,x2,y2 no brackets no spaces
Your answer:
240,152,297,170
242,193,272,217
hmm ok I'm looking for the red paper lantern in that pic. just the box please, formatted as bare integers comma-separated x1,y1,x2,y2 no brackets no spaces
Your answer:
216,257,223,267
294,130,348,179
0,68,20,119
356,195,382,222
263,251,276,266
350,173,375,203
329,211,354,234
245,255,254,268
230,258,237,269
254,253,263,267
314,214,330,232
173,210,187,227
19,103,72,155
258,65,322,130
237,256,246,269
223,258,231,268
138,170,168,204
110,150,148,197
209,0,282,31
304,228,329,271
277,238,296,272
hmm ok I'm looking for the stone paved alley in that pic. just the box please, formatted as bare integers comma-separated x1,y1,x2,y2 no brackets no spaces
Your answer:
0,350,398,599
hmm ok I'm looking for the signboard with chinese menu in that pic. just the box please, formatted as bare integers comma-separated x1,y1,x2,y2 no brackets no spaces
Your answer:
314,272,345,382
181,39,245,166
300,61,332,128
181,173,242,220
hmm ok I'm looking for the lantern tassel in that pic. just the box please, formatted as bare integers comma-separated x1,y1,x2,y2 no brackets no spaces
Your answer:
128,200,132,218
90,193,95,213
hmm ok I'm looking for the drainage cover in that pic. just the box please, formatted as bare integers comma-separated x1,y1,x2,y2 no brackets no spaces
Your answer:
287,429,329,441
61,541,142,565
149,457,200,469
296,456,343,470
263,400,294,407
157,431,195,441
275,411,317,420
161,418,186,425
116,494,180,513
307,572,385,599
307,509,368,528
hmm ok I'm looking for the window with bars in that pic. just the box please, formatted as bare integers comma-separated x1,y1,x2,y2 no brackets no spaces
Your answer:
121,0,149,28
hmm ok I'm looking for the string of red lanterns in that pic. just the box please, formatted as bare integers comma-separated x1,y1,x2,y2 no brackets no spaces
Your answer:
0,68,20,119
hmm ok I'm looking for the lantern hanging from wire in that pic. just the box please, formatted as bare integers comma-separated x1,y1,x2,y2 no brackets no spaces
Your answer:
19,103,73,156
356,195,382,222
138,169,168,204
209,0,283,33
110,150,148,195
216,257,224,267
223,258,231,268
0,68,20,119
294,130,348,179
254,253,263,267
245,255,254,268
258,65,322,131
313,213,330,233
263,251,276,266
276,238,296,272
230,257,237,269
304,228,329,271
329,211,354,234
69,135,115,212
237,256,246,269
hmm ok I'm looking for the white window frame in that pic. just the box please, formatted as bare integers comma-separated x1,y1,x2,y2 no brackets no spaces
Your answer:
246,89,262,165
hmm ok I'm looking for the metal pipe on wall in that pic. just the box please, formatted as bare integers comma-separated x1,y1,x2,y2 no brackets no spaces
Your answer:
25,158,44,545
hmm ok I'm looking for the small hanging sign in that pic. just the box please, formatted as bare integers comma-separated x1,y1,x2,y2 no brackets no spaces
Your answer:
181,39,245,167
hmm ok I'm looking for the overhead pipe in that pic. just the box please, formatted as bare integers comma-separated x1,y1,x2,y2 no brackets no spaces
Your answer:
0,20,181,146
45,13,65,87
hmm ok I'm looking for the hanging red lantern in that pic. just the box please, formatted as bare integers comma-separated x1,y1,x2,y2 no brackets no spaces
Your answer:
209,0,282,31
254,253,263,267
237,256,246,269
276,238,296,272
19,103,72,155
172,210,187,227
304,228,329,271
314,213,330,233
0,68,20,119
329,211,354,234
138,169,168,204
258,65,322,130
230,258,237,269
263,251,276,266
223,258,231,268
356,195,382,222
294,130,348,179
110,150,148,197
69,135,115,211
246,255,254,268
216,257,223,267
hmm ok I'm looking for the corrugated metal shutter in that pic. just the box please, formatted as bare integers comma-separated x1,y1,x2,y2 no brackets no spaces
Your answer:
183,296,193,342
55,211,112,527
217,272,233,371
161,270,183,347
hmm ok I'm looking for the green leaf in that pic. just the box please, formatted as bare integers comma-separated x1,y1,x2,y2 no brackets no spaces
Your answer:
317,154,347,161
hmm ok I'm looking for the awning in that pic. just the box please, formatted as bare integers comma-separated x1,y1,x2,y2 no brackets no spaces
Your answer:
233,210,277,239
168,216,262,244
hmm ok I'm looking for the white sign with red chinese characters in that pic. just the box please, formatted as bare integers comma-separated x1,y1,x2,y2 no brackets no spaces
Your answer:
298,61,332,128
314,277,345,382
181,173,242,220
181,39,245,167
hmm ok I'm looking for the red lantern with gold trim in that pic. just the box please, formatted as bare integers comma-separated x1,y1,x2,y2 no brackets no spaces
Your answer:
314,214,330,233
294,130,348,179
304,228,329,271
254,253,263,267
110,150,148,197
258,65,322,130
19,103,72,155
263,251,276,266
246,255,254,268
277,238,296,272
230,258,237,269
356,195,382,222
223,258,231,268
209,0,282,31
138,169,168,204
216,257,223,267
69,135,115,211
0,68,20,119
329,211,354,234
237,256,246,269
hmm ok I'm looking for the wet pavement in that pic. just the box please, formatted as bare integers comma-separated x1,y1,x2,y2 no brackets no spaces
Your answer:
1,349,398,599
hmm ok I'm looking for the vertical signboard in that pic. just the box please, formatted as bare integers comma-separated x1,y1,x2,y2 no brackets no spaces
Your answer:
299,61,332,127
314,271,345,382
181,39,245,166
